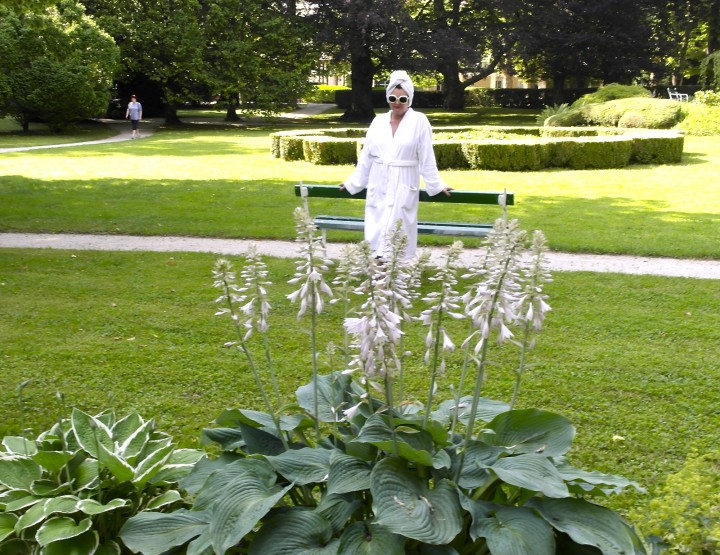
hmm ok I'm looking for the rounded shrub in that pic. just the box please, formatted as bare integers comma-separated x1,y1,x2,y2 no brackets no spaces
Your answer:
572,83,652,107
618,111,647,128
676,103,720,135
551,98,682,129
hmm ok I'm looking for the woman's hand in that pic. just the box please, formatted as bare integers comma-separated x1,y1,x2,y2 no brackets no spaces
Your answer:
339,184,346,192
443,187,453,197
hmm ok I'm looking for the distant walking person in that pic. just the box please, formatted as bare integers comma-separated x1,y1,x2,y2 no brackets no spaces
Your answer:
125,95,143,138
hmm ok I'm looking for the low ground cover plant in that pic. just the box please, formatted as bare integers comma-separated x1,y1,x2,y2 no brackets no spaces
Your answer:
116,210,646,554
632,449,720,553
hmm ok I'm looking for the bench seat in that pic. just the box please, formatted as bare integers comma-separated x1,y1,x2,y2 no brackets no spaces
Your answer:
313,215,493,238
294,183,513,245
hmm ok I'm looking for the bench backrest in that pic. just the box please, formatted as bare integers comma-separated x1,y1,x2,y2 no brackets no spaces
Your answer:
294,184,514,206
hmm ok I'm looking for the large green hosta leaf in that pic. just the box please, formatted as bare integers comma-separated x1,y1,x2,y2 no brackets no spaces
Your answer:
431,396,510,426
327,452,371,495
207,462,295,553
480,409,575,457
296,372,356,423
489,453,569,498
451,440,503,489
371,458,462,544
179,452,242,495
316,494,363,534
119,509,211,555
265,447,332,485
337,521,405,554
215,408,313,433
555,459,644,496
467,504,555,555
192,458,276,510
528,497,645,555
353,415,435,466
249,510,340,554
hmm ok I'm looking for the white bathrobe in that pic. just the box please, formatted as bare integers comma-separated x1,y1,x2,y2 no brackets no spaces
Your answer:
344,108,447,259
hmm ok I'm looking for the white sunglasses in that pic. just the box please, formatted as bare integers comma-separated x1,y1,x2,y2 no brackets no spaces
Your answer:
388,95,409,104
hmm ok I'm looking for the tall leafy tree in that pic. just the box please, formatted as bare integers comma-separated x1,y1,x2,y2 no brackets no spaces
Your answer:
86,0,205,123
313,0,413,121
511,0,655,101
648,0,717,85
203,0,317,120
411,0,518,110
0,1,119,131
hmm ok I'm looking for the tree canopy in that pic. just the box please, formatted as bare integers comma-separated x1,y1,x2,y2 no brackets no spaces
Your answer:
0,1,119,131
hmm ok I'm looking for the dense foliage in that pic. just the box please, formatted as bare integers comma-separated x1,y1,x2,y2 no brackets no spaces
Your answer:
0,407,204,553
0,1,119,131
116,213,647,554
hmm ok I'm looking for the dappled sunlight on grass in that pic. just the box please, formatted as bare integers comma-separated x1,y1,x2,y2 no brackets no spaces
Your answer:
1,117,719,258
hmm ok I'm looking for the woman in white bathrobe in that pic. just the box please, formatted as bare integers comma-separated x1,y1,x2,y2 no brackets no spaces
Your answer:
341,71,452,259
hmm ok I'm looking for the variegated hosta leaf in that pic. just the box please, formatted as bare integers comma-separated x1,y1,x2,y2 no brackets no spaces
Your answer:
0,513,18,542
71,408,114,459
145,490,182,510
0,456,42,490
39,529,99,555
77,498,128,515
36,516,92,547
2,437,38,456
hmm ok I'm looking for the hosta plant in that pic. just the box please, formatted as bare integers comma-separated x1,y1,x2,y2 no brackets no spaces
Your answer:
0,408,205,554
120,208,646,555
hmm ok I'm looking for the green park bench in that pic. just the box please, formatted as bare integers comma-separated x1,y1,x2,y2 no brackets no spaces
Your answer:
294,183,514,246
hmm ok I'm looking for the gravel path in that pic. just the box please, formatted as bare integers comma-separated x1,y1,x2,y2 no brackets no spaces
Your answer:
1,233,718,280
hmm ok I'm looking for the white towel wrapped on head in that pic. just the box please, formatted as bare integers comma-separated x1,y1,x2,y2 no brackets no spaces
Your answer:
386,70,414,106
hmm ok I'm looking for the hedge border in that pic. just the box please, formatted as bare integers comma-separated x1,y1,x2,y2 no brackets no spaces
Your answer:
270,126,684,171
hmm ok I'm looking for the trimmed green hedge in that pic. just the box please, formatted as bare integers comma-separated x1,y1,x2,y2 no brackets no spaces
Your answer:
270,126,684,171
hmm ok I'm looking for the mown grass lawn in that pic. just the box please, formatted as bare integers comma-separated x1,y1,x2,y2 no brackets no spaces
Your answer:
1,108,719,522
1,112,718,258
1,247,719,517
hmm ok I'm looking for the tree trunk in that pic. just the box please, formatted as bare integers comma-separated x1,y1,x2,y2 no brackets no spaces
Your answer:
340,35,375,122
441,62,465,111
551,74,566,104
225,103,240,122
709,0,720,53
164,102,182,125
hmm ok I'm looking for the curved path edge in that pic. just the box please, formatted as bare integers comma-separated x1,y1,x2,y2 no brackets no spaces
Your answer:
1,233,718,280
